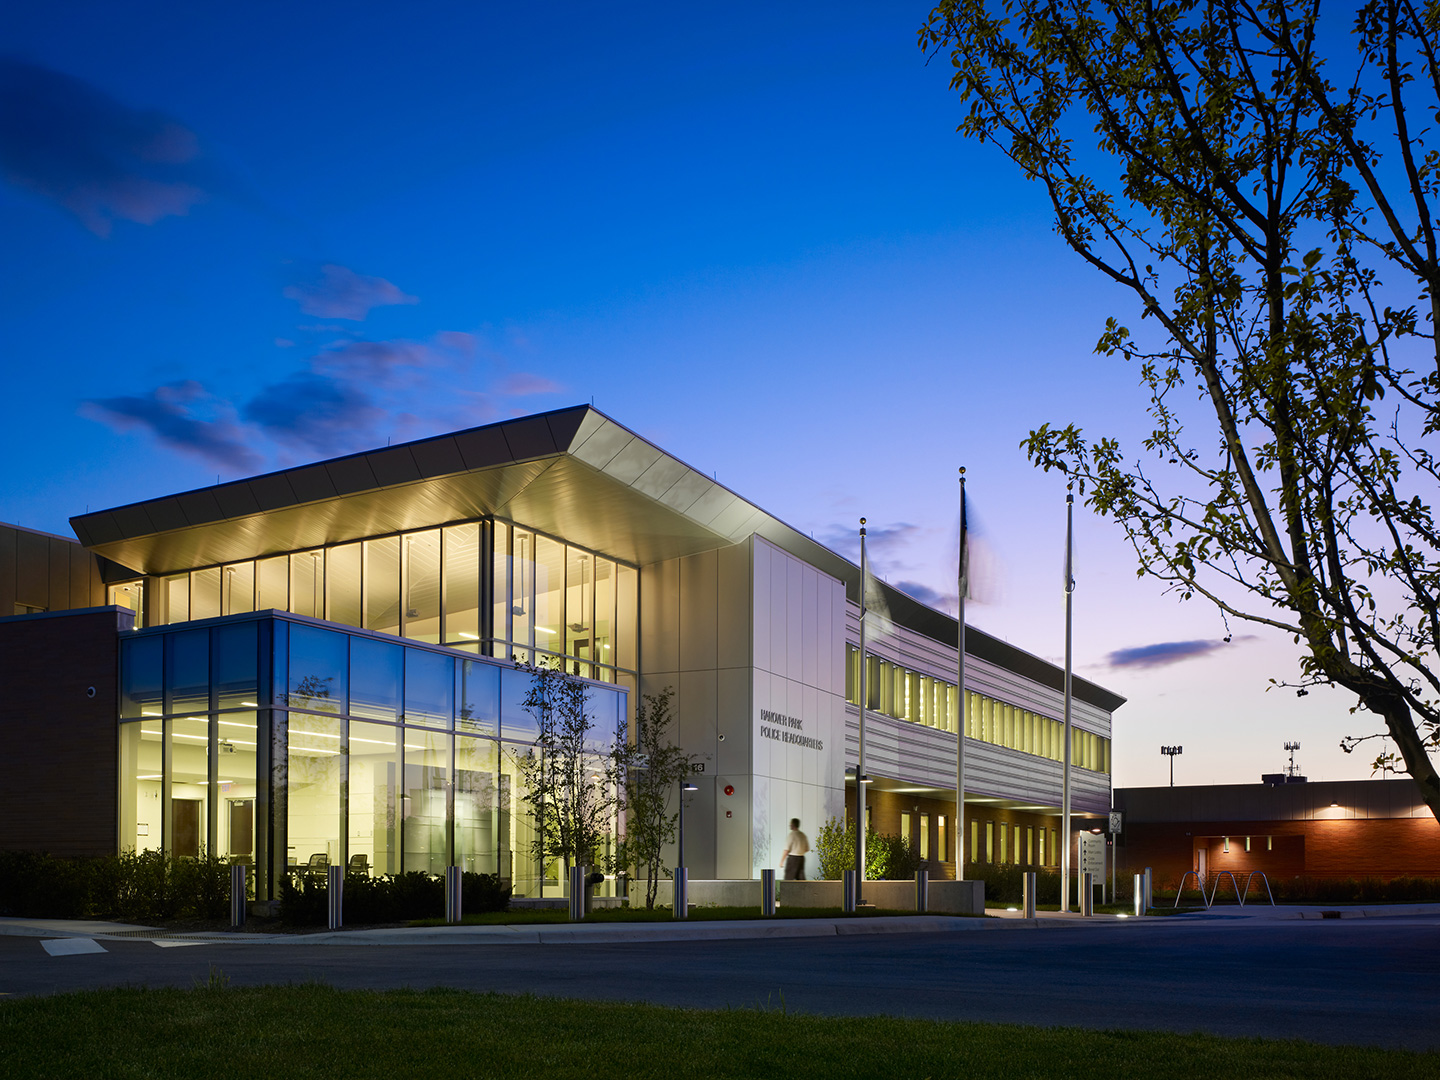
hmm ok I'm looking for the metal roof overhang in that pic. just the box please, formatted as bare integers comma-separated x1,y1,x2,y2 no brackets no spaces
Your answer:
70,404,1126,715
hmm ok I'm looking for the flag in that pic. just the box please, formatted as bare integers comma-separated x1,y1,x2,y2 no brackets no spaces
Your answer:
958,483,970,602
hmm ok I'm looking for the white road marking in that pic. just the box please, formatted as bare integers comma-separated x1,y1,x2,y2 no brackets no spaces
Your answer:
41,938,106,957
152,940,204,948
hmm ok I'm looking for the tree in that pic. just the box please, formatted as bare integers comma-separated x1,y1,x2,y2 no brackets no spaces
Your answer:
513,664,621,882
921,0,1440,820
614,689,695,909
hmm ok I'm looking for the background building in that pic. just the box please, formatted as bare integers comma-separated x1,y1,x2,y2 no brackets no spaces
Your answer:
1,406,1123,897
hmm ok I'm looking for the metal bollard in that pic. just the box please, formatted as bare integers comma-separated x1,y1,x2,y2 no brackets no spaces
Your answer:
1081,871,1094,916
230,863,247,928
327,863,343,930
915,869,929,914
761,868,776,916
1022,871,1037,919
1144,867,1153,912
445,865,462,924
672,867,689,920
842,869,857,913
568,865,586,921
1133,873,1145,917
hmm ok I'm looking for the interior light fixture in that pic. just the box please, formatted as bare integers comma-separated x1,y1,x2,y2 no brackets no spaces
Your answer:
141,710,160,717
241,701,260,708
459,632,479,640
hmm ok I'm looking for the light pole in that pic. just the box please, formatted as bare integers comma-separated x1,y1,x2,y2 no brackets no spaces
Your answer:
1161,745,1183,787
675,778,697,921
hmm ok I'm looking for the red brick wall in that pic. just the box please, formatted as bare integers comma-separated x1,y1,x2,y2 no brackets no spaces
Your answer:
1120,815,1440,887
0,610,123,857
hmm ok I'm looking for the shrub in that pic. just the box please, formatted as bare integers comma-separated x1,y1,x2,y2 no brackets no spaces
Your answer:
812,817,923,881
279,870,511,926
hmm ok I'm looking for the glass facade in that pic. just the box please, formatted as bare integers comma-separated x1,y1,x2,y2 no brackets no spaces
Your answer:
117,612,628,901
845,645,1111,775
139,518,639,689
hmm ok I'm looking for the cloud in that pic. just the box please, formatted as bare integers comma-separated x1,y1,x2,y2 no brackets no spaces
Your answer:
82,381,263,471
283,264,418,321
893,580,958,613
496,372,563,395
0,56,220,237
1105,637,1254,670
820,521,920,562
241,372,386,456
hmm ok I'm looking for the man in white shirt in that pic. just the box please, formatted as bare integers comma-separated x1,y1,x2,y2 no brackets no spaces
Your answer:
781,818,809,880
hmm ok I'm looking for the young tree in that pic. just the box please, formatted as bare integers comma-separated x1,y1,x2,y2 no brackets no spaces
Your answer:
513,665,622,883
921,1,1440,819
615,689,695,909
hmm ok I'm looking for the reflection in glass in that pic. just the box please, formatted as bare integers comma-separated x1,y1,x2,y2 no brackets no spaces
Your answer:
168,716,210,858
499,665,539,743
350,637,401,722
349,721,398,876
403,530,441,643
121,635,164,719
593,557,614,668
163,574,189,625
457,659,499,736
533,535,563,656
288,625,347,714
615,563,637,671
405,648,453,728
191,567,221,621
326,544,361,627
365,536,400,636
214,621,259,712
119,721,163,853
216,711,257,863
290,551,323,618
287,712,342,870
403,728,449,874
223,562,255,615
510,528,532,661
169,629,209,716
455,735,498,874
256,556,288,611
443,523,480,645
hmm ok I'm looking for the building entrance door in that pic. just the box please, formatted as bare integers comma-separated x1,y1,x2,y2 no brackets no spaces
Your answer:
171,798,201,858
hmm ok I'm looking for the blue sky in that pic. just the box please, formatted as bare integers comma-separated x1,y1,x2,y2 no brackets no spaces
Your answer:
0,2,1375,788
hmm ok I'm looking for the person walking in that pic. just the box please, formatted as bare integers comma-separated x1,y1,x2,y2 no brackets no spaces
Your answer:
780,818,809,880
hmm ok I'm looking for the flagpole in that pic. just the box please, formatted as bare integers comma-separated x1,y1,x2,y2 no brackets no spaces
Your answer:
856,518,868,902
1061,486,1075,912
955,468,967,881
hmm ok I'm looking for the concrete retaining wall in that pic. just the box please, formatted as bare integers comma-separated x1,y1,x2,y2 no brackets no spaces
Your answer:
646,877,985,914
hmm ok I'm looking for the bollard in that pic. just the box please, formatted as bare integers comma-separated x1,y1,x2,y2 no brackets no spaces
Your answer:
761,868,776,916
1133,873,1145,917
445,865,462,924
1144,867,1153,912
1081,871,1094,916
230,863,246,929
568,865,587,921
915,869,929,914
327,863,343,930
1022,871,1037,919
673,867,689,920
842,869,857,913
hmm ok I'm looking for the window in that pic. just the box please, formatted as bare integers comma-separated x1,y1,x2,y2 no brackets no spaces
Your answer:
919,813,930,860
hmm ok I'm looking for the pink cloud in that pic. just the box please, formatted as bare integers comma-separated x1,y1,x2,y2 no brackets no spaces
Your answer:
283,264,418,321
497,372,563,396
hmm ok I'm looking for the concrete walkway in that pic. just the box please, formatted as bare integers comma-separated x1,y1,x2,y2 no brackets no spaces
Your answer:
5,901,1436,947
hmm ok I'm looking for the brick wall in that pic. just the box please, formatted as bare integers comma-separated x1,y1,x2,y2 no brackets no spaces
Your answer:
0,609,124,857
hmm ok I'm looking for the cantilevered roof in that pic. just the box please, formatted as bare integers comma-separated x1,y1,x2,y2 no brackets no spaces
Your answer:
70,405,1125,713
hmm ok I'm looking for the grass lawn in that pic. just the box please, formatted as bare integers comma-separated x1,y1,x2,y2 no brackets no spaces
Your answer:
1,984,1432,1080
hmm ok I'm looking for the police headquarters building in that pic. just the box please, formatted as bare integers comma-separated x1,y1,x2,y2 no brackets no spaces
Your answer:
0,406,1123,901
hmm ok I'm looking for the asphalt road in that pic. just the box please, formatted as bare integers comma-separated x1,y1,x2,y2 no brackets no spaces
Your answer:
3,915,1438,1050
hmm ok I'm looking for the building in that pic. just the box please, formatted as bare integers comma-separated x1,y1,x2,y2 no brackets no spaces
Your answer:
0,406,1124,900
1114,779,1440,886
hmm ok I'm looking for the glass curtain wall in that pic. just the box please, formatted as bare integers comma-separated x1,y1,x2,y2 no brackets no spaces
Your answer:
121,614,626,901
144,519,639,694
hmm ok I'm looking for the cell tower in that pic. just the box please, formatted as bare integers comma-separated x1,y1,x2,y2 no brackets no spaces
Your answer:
1284,741,1301,779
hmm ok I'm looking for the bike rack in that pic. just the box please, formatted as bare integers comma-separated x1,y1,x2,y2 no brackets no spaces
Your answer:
1173,869,1276,908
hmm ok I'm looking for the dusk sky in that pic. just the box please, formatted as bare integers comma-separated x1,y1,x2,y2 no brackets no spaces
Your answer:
1,2,1376,789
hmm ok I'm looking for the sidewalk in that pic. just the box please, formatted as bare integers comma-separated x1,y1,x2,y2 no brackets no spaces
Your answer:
4,902,1437,948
